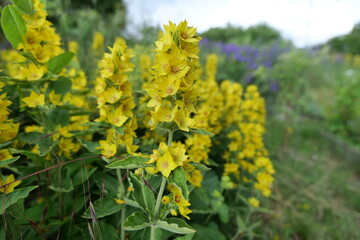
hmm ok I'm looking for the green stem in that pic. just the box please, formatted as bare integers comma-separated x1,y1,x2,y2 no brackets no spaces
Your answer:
116,169,126,240
150,129,173,240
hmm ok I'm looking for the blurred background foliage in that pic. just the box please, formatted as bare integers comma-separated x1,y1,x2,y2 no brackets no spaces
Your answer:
1,0,360,239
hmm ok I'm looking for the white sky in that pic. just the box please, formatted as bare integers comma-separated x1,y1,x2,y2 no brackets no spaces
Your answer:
124,0,360,47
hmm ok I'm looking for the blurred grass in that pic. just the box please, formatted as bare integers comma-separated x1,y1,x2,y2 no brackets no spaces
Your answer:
263,113,360,240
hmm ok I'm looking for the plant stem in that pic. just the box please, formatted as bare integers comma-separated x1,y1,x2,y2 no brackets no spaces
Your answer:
116,169,126,240
150,129,173,240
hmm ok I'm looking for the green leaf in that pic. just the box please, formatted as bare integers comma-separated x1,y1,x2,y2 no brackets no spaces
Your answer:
49,174,73,192
9,149,44,164
175,233,195,240
129,172,155,215
106,156,150,169
1,6,26,49
17,132,55,156
79,139,100,153
190,129,214,136
0,141,12,148
190,162,211,171
46,52,75,74
112,126,125,135
48,76,72,95
122,211,152,231
168,167,188,199
0,156,20,167
218,203,230,223
0,186,38,214
192,222,225,240
47,108,70,126
83,198,124,219
236,215,246,233
156,218,195,234
11,0,35,14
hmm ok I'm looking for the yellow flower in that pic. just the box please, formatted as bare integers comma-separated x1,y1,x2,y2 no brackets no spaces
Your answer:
98,140,117,158
0,149,13,161
169,142,188,166
179,206,192,220
162,196,171,204
151,103,177,123
107,107,128,127
174,108,194,132
49,90,63,106
170,209,177,216
0,174,21,194
18,63,46,81
168,184,190,208
248,197,260,208
22,91,45,108
114,198,125,204
189,170,203,187
156,151,177,178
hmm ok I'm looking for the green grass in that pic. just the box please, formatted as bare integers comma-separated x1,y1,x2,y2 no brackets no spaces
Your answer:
262,114,360,240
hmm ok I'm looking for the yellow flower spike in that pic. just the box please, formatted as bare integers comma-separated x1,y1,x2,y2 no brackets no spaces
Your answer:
156,151,177,178
0,174,21,194
22,91,45,108
248,197,260,208
162,196,171,205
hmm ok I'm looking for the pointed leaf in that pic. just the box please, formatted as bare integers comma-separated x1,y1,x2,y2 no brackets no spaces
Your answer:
0,186,38,214
156,218,195,234
190,129,214,136
122,211,152,231
1,6,26,49
46,52,74,74
0,156,20,167
106,156,150,169
79,139,100,153
129,172,155,215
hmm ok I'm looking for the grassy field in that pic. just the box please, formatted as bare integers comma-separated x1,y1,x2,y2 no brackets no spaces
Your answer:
263,114,360,239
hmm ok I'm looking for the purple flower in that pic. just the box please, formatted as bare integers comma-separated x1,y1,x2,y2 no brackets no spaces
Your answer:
270,80,279,92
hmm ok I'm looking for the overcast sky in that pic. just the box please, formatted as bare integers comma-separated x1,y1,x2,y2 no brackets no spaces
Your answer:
124,0,360,47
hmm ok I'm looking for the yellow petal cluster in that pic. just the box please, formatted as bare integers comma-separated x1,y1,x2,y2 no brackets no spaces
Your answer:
95,38,138,157
146,21,201,131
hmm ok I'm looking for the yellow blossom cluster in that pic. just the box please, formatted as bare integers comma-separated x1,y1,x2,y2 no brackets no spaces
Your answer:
0,82,20,194
91,31,105,56
146,142,188,178
0,84,19,144
2,0,63,81
221,83,275,197
95,38,138,157
146,21,201,131
186,54,224,171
